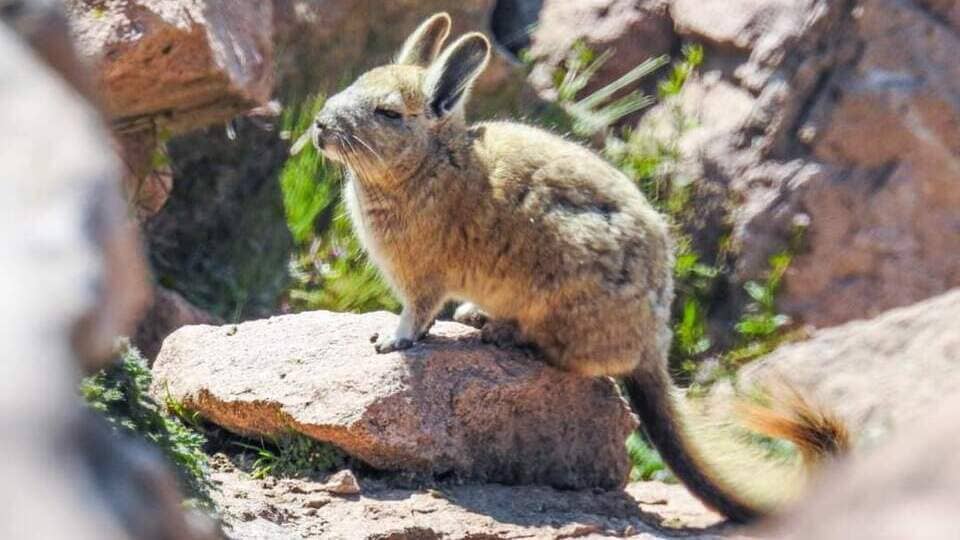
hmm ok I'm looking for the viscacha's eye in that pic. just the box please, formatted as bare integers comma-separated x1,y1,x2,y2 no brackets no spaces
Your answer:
375,107,403,120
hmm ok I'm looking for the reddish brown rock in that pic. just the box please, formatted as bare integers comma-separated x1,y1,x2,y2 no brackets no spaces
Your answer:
65,0,274,134
647,0,960,329
777,0,960,326
153,310,638,489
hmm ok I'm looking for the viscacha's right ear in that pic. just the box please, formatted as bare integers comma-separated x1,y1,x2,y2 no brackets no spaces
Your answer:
395,12,452,67
423,32,490,119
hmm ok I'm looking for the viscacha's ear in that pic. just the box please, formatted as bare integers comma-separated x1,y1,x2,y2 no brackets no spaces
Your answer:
395,12,452,67
423,32,490,118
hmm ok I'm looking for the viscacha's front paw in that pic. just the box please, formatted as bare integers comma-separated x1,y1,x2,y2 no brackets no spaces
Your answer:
371,332,414,354
453,302,488,329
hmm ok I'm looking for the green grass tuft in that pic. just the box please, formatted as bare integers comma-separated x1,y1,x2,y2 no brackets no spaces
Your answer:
234,434,345,480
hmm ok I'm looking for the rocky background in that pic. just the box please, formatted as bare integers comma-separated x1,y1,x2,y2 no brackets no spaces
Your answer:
3,0,959,539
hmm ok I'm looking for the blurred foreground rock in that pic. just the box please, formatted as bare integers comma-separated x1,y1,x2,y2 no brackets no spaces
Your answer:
758,393,960,539
0,9,214,540
711,288,960,439
153,311,637,489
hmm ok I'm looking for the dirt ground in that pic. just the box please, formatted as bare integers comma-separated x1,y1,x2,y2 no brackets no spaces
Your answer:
208,453,741,540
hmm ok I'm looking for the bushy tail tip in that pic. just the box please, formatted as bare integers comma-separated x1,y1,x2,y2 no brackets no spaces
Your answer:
737,382,851,468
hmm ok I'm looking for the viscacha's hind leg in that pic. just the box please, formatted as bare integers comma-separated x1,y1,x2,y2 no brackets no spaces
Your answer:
480,318,531,350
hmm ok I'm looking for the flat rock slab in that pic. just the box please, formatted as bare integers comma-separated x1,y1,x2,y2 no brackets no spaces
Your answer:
153,311,637,489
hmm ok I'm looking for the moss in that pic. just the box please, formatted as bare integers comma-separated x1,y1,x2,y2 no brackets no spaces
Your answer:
80,340,213,505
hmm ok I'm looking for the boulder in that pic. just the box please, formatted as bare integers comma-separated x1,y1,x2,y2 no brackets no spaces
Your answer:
0,16,130,540
671,0,809,53
153,311,638,489
1,1,150,373
778,0,960,326
711,288,960,439
64,0,277,218
65,0,274,134
649,0,960,329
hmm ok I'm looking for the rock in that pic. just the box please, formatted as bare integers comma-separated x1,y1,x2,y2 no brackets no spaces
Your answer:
319,469,361,496
777,0,960,326
644,0,960,329
0,13,210,539
710,289,960,440
64,0,277,218
134,287,222,361
0,16,129,540
671,0,808,53
757,393,960,539
211,458,729,539
1,2,150,372
526,0,676,100
65,0,274,134
153,311,637,489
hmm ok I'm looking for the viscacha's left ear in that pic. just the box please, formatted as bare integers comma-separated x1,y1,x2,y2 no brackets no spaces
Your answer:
423,32,490,119
395,12,452,67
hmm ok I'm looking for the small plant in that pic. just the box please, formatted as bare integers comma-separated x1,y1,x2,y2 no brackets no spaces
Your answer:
657,44,704,98
280,95,399,313
234,434,344,479
551,40,668,138
607,44,703,213
626,433,674,482
726,251,795,366
80,340,212,503
670,240,721,375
